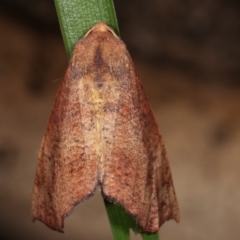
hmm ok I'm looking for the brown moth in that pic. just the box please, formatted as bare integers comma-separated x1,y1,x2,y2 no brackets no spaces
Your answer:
31,22,180,233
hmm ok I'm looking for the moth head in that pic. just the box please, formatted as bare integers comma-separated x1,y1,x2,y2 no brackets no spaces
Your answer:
85,22,118,38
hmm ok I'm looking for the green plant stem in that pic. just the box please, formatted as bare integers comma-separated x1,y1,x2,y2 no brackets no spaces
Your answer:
54,0,119,56
53,0,159,239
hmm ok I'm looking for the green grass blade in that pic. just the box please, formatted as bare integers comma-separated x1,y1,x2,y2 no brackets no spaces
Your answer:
141,232,160,240
105,199,160,240
104,200,132,240
54,0,119,56
53,1,159,239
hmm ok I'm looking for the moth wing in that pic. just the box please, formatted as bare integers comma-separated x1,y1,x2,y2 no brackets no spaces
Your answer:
101,45,179,232
155,141,180,228
31,52,98,232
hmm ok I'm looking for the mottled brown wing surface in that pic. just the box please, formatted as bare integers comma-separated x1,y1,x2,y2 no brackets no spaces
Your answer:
31,38,100,232
97,25,180,232
32,22,179,234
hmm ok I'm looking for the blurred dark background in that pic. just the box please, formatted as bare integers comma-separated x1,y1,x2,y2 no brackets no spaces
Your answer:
0,0,239,239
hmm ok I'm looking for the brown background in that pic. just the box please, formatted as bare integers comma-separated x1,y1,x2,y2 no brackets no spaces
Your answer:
0,0,239,239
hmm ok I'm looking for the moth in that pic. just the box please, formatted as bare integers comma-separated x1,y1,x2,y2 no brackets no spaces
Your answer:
31,22,180,233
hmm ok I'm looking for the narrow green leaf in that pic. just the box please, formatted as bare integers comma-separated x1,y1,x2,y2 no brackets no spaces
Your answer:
53,1,159,239
105,200,160,240
54,0,119,56
104,200,132,240
141,232,160,240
